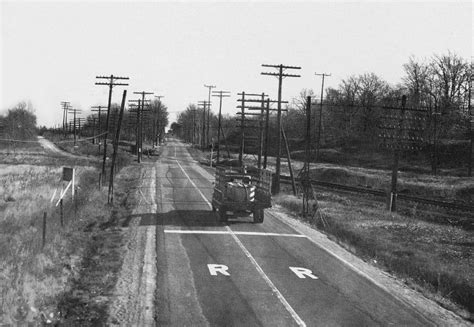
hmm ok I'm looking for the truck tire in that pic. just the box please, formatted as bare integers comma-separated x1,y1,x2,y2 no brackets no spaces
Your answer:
253,209,264,223
219,206,228,223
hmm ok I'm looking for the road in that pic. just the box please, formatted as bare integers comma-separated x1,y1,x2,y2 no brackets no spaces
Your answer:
137,138,439,327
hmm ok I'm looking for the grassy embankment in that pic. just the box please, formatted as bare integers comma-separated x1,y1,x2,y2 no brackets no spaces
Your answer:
0,140,138,325
274,190,473,321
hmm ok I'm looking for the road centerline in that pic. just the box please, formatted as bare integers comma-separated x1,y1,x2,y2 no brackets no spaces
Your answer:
175,157,306,327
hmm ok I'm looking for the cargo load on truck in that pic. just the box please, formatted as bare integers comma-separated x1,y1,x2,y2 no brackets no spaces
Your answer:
211,165,272,223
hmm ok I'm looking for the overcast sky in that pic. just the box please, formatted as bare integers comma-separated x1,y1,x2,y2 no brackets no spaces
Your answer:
1,1,472,128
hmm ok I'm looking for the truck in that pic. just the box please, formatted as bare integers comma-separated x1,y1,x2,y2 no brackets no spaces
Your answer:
211,165,272,223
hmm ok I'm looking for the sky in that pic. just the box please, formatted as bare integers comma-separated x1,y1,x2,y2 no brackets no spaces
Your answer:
1,0,472,128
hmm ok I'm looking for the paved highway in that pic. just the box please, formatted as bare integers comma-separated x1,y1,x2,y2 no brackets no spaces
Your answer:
146,139,433,326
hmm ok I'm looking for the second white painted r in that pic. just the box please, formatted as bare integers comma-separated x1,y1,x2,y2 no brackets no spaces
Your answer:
208,264,230,276
289,267,318,279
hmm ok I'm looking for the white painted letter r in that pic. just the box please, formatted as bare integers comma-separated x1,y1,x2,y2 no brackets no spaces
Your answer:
208,264,230,276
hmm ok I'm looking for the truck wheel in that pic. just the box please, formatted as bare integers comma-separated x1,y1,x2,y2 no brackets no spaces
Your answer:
219,206,228,223
253,209,264,223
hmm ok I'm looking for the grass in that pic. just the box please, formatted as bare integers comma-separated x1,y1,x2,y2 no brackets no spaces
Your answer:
0,164,96,323
274,192,473,321
0,154,137,325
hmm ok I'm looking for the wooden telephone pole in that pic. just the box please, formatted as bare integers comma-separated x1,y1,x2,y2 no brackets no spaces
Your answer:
204,84,216,147
198,101,210,149
133,91,154,162
95,75,129,185
261,64,301,194
67,108,81,146
314,72,331,160
91,105,106,144
154,95,164,146
212,90,230,165
60,101,70,136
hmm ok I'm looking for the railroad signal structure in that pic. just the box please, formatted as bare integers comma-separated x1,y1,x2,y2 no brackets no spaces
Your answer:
261,63,301,194
212,90,231,164
95,74,129,185
378,95,427,212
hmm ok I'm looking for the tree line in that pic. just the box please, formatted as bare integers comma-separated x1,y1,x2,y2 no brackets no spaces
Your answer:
173,51,472,174
0,102,37,141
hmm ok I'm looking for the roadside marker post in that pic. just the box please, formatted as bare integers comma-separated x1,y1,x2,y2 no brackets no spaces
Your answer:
55,167,75,206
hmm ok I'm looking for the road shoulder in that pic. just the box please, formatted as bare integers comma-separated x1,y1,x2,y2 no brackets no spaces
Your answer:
269,207,471,327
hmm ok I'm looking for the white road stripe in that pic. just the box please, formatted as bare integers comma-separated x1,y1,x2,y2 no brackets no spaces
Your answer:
175,160,213,208
164,230,307,238
175,158,306,327
227,227,306,327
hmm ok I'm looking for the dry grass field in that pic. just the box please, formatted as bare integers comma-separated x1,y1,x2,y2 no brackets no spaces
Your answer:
0,164,100,323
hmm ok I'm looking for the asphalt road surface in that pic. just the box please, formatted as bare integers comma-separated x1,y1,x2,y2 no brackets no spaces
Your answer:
146,139,433,326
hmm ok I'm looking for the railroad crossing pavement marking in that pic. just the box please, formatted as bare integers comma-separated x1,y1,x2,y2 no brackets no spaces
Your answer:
206,264,319,280
175,159,307,327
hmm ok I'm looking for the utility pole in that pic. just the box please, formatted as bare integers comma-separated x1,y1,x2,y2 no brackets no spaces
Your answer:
263,99,270,169
60,101,70,136
198,101,210,149
108,90,127,204
261,64,301,194
154,95,164,146
67,108,81,146
134,91,154,162
468,62,473,177
237,93,278,168
128,101,141,159
204,84,216,148
239,92,246,165
212,90,230,165
315,73,331,161
192,107,197,145
95,75,129,185
91,105,105,149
